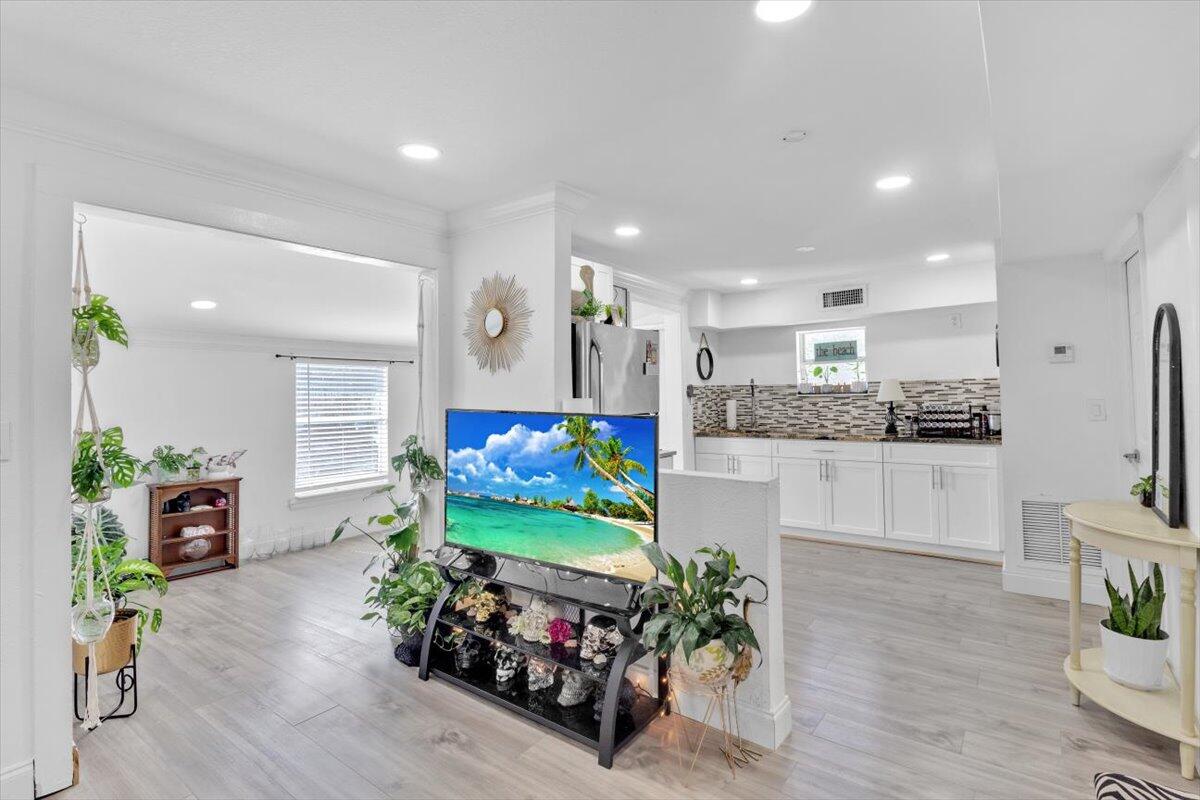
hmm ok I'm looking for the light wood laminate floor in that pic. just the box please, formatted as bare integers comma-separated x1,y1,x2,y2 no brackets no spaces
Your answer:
60,537,1189,799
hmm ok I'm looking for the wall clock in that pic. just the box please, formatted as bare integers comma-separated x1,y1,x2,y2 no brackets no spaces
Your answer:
463,272,533,373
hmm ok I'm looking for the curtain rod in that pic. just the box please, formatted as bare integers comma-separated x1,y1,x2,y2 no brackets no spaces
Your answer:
274,354,414,365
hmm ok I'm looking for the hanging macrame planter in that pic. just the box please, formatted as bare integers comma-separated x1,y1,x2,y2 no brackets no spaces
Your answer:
68,215,117,730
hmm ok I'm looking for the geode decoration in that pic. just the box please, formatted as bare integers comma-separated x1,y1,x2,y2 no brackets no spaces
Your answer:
453,636,485,673
590,674,637,721
556,670,593,707
580,615,624,664
527,657,556,692
494,646,526,687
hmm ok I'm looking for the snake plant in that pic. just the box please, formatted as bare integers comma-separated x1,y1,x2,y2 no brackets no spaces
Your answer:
1103,562,1166,640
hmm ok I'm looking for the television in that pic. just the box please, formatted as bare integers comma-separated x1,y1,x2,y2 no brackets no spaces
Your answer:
444,409,657,583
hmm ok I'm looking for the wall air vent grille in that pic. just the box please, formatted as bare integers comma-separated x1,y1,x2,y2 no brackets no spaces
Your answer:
821,286,866,309
1021,500,1101,567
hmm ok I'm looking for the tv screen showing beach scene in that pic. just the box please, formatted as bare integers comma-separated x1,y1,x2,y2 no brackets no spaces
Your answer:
445,409,656,583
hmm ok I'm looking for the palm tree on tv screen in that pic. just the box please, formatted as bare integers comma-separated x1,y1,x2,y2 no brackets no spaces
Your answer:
553,415,654,521
596,436,653,498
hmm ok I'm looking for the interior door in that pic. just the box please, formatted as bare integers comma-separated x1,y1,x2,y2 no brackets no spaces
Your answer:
775,457,825,529
826,459,884,537
939,466,1000,550
884,462,938,544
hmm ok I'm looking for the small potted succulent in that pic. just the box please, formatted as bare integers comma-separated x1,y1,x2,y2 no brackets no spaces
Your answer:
1101,563,1168,690
1130,475,1155,508
638,543,764,687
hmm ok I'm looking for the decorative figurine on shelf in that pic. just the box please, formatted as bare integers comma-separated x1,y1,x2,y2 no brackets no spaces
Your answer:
580,615,623,665
179,524,214,561
589,671,637,721
163,491,191,514
527,657,556,692
494,646,526,690
214,496,228,509
556,670,592,707
547,617,576,646
205,450,246,478
508,596,559,644
453,635,485,674
454,582,507,625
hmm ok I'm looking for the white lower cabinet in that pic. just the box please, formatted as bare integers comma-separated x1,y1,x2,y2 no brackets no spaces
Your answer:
734,454,773,478
695,452,731,474
883,463,939,544
939,466,1000,550
775,457,824,529
826,459,884,537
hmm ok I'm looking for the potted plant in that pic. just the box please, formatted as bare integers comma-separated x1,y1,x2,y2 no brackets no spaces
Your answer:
70,519,167,674
71,294,129,368
71,427,147,503
571,289,602,323
147,444,206,483
850,363,867,394
810,365,825,393
638,543,764,686
361,558,445,665
1100,563,1168,690
1130,475,1155,508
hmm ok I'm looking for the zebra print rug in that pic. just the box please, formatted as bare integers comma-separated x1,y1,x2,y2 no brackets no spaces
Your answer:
1094,772,1199,800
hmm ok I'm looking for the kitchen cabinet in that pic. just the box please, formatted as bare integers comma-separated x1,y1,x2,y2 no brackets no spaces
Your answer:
884,463,939,544
733,454,773,478
939,466,999,550
694,452,730,474
826,459,884,537
775,458,824,529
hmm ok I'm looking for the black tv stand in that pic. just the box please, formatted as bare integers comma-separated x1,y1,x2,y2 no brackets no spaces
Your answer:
418,549,668,768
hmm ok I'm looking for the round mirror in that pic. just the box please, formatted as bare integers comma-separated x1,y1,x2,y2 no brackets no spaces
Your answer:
484,308,505,338
696,346,714,381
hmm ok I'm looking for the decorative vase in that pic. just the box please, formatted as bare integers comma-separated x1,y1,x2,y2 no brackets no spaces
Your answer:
71,330,100,369
673,639,735,687
1099,621,1168,690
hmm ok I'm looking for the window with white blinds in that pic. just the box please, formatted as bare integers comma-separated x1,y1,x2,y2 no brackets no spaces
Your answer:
294,361,389,493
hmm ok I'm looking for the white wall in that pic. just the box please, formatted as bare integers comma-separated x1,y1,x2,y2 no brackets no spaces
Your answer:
74,335,418,560
693,260,996,331
708,302,998,386
998,254,1129,602
0,92,447,798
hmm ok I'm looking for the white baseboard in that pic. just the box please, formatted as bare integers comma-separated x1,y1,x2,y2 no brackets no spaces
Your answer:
0,759,34,800
781,527,1003,565
671,690,793,751
1002,565,1106,606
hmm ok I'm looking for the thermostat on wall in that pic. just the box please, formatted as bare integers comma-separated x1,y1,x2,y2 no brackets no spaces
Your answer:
1049,344,1075,363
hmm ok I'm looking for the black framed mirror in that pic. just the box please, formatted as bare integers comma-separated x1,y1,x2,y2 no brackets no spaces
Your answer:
1151,302,1185,527
696,333,714,381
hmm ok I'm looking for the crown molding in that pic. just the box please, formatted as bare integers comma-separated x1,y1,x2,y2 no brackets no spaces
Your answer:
448,182,594,235
131,328,418,360
0,92,448,241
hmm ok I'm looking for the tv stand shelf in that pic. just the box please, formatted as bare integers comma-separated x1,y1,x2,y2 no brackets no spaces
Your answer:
420,549,667,769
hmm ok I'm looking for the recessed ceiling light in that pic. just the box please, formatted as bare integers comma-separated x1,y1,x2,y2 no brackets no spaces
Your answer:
926,252,950,263
614,225,641,237
795,245,817,253
398,143,441,161
740,277,759,286
875,174,912,191
190,299,217,310
755,1,813,22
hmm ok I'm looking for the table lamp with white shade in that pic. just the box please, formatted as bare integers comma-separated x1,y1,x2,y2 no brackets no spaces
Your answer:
875,379,907,435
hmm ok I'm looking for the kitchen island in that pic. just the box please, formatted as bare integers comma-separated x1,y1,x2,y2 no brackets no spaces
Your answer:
693,429,1002,561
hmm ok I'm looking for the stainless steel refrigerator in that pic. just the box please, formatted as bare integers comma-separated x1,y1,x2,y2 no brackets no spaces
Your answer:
571,322,659,414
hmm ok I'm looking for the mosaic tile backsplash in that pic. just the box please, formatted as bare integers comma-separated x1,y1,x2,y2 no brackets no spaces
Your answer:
691,379,1001,437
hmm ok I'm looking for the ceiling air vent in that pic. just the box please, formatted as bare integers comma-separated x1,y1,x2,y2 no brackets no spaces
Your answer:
1021,500,1101,567
821,285,866,310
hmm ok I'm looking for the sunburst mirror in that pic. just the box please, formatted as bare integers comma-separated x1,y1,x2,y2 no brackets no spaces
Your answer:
463,272,533,373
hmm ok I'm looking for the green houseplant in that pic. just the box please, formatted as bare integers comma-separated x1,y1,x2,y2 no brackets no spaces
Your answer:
71,529,167,650
638,542,764,686
148,444,207,482
362,559,444,638
1100,562,1168,690
71,427,147,503
1130,474,1155,508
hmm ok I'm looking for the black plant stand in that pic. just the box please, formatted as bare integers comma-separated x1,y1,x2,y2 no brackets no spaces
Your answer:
74,646,138,723
419,549,668,769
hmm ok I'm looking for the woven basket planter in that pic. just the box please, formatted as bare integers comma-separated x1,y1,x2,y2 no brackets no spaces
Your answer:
72,609,136,676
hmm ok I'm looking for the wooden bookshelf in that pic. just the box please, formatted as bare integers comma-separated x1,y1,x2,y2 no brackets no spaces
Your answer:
148,477,241,580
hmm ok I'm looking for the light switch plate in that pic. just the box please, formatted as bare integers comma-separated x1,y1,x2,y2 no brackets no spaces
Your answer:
1086,399,1107,422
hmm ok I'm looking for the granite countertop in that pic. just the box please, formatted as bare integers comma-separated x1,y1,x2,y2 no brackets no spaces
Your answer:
693,429,1003,446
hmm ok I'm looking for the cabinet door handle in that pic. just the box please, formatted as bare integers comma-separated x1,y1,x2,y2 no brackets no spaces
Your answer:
820,460,826,481
734,456,740,474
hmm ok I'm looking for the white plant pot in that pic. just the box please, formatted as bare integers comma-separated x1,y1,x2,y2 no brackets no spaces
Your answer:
673,639,734,687
1099,621,1169,690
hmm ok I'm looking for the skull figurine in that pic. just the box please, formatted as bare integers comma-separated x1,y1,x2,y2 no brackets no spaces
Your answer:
527,657,556,693
453,636,484,674
580,615,624,664
494,646,526,687
556,670,593,707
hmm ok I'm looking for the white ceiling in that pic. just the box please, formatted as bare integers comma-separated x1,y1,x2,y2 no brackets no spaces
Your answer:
980,0,1200,263
78,207,420,347
2,2,1195,287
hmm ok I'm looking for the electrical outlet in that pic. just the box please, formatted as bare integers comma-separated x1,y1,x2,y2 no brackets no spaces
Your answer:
1086,399,1107,422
